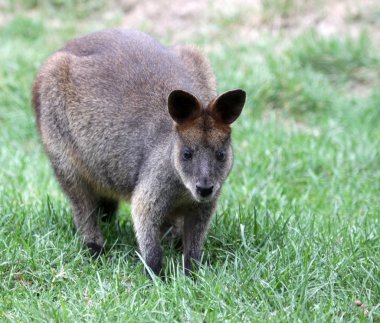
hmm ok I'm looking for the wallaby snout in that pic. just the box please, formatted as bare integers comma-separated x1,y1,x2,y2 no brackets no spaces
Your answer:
196,184,214,198
32,28,246,276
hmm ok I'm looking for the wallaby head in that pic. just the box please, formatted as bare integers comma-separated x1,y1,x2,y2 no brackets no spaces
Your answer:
168,89,246,202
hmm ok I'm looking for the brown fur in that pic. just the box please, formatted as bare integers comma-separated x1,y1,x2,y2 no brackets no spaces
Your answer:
32,28,246,276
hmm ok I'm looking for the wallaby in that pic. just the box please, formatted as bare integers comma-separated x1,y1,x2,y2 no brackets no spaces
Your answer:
32,28,246,276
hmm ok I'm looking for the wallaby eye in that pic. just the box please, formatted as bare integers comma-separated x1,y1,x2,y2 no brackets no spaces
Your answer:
182,147,193,161
216,150,226,162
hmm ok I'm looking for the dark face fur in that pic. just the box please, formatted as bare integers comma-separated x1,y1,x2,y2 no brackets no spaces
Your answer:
168,89,246,202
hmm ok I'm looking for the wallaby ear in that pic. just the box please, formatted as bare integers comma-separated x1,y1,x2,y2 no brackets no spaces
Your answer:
168,90,202,124
209,89,246,125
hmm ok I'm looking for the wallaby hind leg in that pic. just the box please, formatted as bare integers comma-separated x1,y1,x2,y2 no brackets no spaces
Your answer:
52,163,105,257
71,192,105,258
99,197,119,223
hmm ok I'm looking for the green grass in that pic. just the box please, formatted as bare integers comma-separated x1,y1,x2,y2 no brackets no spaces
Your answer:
1,3,379,322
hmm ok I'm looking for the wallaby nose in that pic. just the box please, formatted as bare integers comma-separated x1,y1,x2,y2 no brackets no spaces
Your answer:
196,185,214,198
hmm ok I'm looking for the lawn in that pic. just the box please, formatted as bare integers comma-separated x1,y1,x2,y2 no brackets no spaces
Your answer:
0,1,379,321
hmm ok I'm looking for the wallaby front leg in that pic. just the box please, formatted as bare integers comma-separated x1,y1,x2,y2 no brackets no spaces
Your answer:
131,201,163,276
183,208,213,276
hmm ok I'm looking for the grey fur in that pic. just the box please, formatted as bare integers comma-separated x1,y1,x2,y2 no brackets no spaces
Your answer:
32,28,246,275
